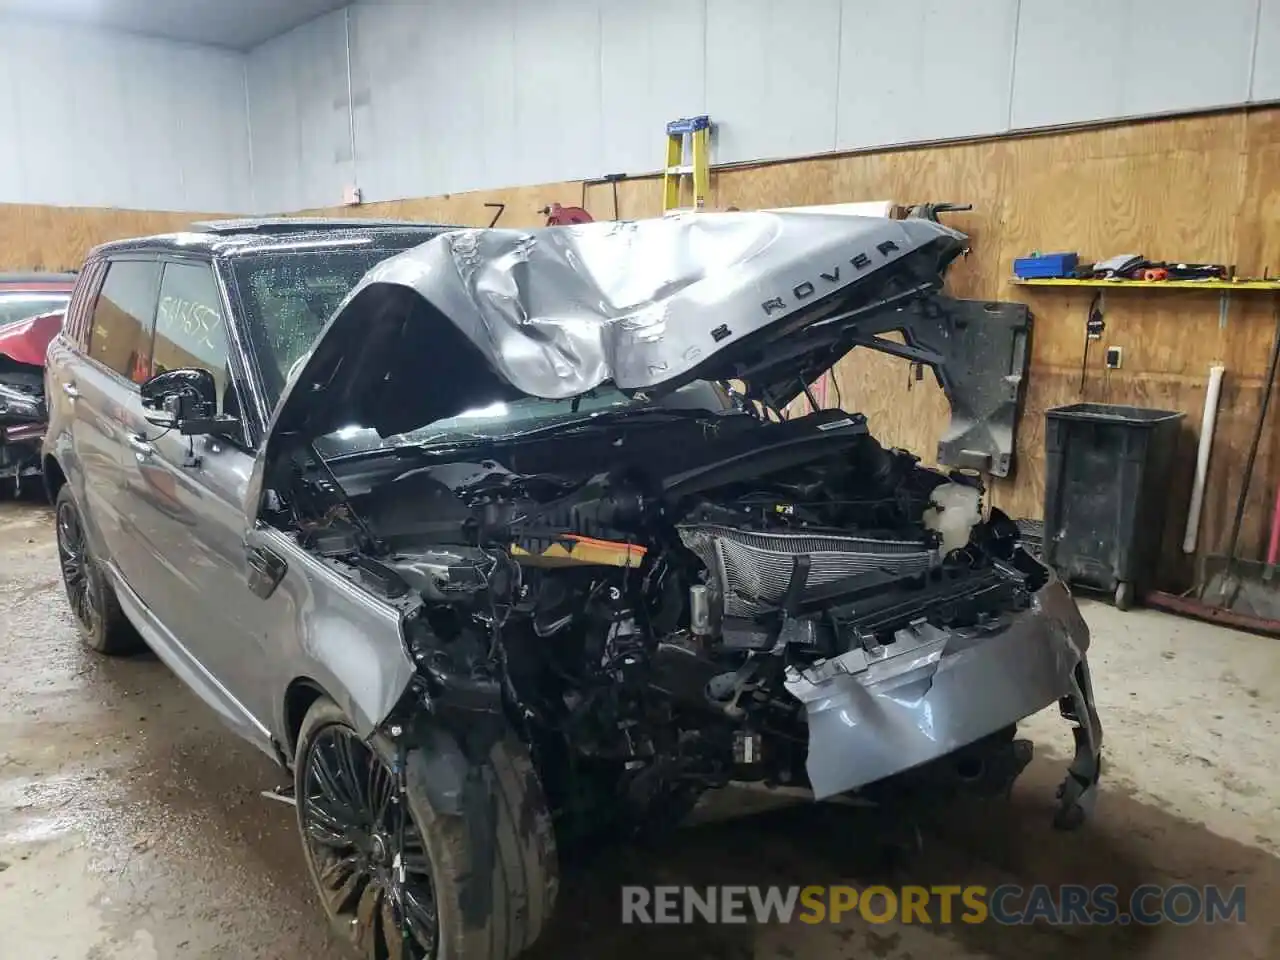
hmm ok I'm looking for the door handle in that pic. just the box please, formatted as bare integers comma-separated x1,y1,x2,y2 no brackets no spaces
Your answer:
246,545,287,600
62,381,80,399
128,434,154,461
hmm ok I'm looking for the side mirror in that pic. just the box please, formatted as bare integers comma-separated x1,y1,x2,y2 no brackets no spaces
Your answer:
140,368,238,437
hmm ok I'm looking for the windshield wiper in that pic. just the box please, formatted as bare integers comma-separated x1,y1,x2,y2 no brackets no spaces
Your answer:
394,407,727,454
396,430,495,448
502,406,723,440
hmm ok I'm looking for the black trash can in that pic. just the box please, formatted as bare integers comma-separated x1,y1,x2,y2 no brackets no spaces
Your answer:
1042,403,1184,610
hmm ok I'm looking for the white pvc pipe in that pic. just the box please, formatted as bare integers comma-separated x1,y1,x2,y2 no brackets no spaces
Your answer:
1183,364,1226,554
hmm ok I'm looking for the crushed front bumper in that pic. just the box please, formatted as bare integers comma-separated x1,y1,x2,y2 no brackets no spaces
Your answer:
784,574,1102,827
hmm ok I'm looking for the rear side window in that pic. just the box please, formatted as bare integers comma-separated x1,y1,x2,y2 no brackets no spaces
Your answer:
152,262,231,409
87,260,160,384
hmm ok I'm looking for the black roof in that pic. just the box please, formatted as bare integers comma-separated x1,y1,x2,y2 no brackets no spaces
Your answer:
89,218,458,260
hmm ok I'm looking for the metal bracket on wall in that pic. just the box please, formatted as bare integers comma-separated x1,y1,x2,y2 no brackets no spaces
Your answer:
1219,291,1231,330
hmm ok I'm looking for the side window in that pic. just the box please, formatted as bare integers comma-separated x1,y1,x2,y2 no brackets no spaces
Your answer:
87,260,161,384
152,262,232,413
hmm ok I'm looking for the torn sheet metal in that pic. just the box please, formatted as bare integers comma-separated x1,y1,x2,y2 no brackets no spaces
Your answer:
842,297,1031,478
929,300,1031,478
784,574,1100,802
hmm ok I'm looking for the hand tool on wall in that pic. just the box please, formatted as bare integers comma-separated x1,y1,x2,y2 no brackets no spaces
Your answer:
580,173,625,220
1266,484,1280,580
1198,299,1280,619
538,173,629,228
1079,293,1105,394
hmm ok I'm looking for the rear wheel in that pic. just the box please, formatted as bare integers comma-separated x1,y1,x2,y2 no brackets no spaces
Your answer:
54,485,140,655
295,697,558,960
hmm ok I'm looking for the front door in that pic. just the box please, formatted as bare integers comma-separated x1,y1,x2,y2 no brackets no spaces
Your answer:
116,259,279,747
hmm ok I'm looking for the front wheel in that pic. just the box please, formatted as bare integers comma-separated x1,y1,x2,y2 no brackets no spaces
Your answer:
294,697,558,960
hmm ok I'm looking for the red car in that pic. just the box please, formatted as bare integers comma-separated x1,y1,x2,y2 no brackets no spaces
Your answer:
0,273,75,494
0,273,75,329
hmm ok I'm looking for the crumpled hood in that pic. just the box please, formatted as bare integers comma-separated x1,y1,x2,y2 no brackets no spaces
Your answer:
0,310,64,368
262,211,966,454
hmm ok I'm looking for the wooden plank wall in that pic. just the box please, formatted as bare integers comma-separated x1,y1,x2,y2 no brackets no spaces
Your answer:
0,204,228,272
305,107,1280,586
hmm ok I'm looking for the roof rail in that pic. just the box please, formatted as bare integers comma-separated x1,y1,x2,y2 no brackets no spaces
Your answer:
189,217,456,235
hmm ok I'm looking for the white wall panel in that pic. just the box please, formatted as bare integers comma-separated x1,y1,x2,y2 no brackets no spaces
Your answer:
347,2,426,204
74,34,135,207
118,39,187,210
837,0,1018,149
1010,0,1125,128
511,0,604,186
0,48,23,195
600,0,706,176
471,0,520,193
247,8,352,212
246,0,1276,211
9,21,80,205
706,0,841,162
0,17,251,211
1251,0,1280,101
1119,0,1257,117
834,1,923,149
181,51,255,214
350,0,522,203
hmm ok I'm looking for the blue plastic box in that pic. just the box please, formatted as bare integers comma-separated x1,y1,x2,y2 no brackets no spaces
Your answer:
1014,252,1079,279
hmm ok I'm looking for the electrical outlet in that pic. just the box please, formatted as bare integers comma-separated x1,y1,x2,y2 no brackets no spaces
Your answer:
1105,346,1123,369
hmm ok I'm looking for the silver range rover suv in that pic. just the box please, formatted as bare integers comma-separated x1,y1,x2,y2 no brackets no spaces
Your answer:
44,213,1102,960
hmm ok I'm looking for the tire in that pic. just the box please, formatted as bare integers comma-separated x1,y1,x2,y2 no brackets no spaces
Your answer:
1114,580,1133,611
54,485,140,655
294,696,558,960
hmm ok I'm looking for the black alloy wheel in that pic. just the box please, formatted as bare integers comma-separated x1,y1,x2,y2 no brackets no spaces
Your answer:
299,724,439,959
56,496,99,636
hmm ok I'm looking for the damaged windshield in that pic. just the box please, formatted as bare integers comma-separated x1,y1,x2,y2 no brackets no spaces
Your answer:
230,239,440,404
226,233,741,460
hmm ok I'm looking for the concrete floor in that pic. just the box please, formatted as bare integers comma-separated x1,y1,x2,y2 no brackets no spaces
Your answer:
1,496,1277,960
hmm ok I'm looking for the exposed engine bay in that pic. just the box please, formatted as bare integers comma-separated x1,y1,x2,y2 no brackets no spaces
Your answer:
273,404,1102,839
245,210,1102,847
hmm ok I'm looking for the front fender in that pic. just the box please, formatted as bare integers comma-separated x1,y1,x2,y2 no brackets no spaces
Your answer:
251,526,417,741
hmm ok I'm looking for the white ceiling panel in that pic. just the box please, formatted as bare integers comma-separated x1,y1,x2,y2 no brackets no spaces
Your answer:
0,0,349,49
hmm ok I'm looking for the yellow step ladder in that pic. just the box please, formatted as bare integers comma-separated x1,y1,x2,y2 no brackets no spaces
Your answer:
663,116,710,213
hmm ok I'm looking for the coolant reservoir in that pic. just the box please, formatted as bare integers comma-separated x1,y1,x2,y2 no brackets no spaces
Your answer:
924,482,982,555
